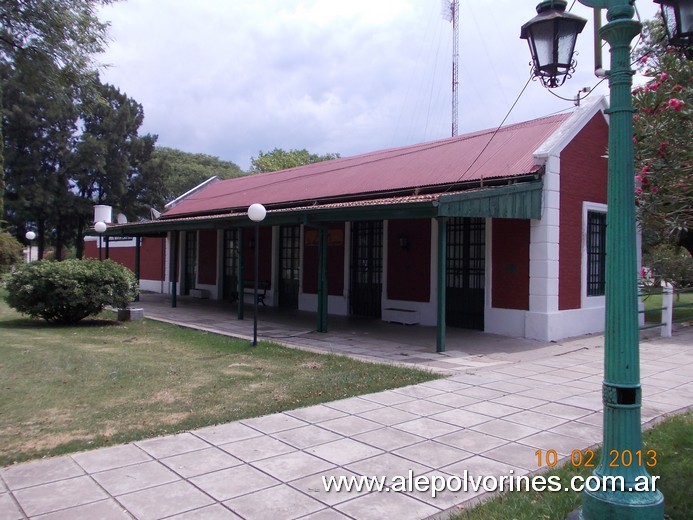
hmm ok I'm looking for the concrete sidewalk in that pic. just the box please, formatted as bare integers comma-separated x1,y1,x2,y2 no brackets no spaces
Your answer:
1,329,691,520
126,293,613,374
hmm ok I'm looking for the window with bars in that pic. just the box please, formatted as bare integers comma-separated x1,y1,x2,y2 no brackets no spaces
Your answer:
586,211,607,297
224,229,238,278
222,229,238,301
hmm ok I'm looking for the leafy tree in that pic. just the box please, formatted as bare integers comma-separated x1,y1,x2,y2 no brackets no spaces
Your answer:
153,147,244,202
70,79,164,257
0,0,114,220
644,243,693,288
0,231,23,273
249,148,340,173
632,17,693,255
3,53,80,260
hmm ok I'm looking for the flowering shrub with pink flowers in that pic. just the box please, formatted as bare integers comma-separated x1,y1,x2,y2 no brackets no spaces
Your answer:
632,17,692,260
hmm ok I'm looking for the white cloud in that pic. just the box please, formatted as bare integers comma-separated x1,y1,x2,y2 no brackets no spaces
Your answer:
98,0,661,170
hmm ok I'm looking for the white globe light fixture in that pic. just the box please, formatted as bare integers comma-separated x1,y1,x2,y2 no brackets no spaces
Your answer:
248,203,267,223
25,231,36,262
94,221,107,260
247,203,266,346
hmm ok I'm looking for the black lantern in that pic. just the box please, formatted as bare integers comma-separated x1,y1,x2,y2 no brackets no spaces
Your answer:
520,0,587,88
655,0,693,47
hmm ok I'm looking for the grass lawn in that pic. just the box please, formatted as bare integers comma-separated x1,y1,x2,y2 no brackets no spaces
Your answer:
642,289,693,324
451,411,692,520
0,293,438,466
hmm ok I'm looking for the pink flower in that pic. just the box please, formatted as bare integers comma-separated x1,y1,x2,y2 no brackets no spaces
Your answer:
635,187,643,195
651,185,659,194
641,165,650,175
635,175,643,183
668,98,685,111
660,72,668,82
657,142,668,157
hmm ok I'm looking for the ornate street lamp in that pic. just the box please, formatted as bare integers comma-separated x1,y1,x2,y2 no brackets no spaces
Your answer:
654,0,693,46
247,203,266,347
520,0,587,88
25,231,36,263
522,1,666,519
94,221,107,261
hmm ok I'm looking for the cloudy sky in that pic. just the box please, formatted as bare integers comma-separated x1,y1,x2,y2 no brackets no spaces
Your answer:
97,0,660,170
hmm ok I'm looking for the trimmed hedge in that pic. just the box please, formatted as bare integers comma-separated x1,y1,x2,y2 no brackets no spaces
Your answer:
4,259,138,324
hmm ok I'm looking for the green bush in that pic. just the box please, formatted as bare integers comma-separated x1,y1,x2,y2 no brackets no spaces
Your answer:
3,259,138,324
0,232,24,274
645,243,693,288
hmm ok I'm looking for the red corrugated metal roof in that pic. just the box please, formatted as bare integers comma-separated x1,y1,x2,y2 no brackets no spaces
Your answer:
163,113,570,219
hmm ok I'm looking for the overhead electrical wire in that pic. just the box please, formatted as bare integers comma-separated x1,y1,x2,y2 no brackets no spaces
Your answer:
444,74,534,192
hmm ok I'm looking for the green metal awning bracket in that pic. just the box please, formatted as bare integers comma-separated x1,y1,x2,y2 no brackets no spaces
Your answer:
436,180,543,219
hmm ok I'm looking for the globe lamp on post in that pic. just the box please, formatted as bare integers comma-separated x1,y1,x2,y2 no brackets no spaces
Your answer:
25,231,36,263
94,221,107,261
521,1,669,518
247,203,266,347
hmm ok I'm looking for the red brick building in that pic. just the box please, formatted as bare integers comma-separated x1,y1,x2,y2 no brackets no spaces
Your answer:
90,98,616,346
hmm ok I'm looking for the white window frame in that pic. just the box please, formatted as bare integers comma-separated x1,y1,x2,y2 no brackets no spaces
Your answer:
581,201,607,308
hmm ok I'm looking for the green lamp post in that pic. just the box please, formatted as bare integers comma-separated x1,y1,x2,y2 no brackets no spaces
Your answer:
521,0,674,518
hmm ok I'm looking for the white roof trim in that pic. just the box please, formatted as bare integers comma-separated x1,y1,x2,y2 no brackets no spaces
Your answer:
165,176,220,209
533,96,609,161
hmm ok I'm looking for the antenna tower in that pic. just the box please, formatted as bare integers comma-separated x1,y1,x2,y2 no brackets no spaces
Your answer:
442,0,460,136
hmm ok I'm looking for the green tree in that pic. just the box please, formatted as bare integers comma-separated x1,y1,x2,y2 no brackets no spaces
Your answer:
3,53,80,260
0,231,24,273
153,147,244,202
0,0,114,221
632,17,693,255
249,148,340,173
71,79,164,257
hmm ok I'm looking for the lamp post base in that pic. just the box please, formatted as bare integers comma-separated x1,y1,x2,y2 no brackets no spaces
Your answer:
582,488,664,520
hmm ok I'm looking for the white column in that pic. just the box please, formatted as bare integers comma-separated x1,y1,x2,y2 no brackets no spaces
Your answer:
526,154,561,340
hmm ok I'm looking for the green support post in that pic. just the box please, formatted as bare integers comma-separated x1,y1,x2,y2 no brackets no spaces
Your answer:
317,225,329,333
171,232,178,308
237,229,245,320
578,1,664,518
134,236,141,302
436,217,447,353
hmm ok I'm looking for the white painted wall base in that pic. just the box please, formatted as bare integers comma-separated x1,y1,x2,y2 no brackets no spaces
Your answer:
299,293,349,316
382,308,420,325
139,279,165,293
487,306,606,341
382,299,437,326
195,283,219,300
525,306,605,341
485,308,527,337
